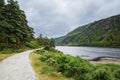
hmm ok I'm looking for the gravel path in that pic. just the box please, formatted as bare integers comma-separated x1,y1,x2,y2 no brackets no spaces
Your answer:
0,50,37,80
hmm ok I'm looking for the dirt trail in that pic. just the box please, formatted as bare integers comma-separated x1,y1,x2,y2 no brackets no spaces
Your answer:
0,50,37,80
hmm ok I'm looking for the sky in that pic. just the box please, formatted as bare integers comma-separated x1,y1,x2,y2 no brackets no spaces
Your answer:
16,0,120,38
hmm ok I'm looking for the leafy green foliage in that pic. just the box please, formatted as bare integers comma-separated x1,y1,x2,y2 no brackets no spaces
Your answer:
36,49,45,54
0,0,56,53
35,49,120,80
56,15,120,47
114,69,120,80
54,36,65,45
93,68,111,80
0,0,34,51
37,34,55,49
26,40,39,49
41,66,55,75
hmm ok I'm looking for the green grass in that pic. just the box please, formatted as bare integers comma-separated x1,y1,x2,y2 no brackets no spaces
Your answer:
0,49,16,61
0,53,14,61
30,51,73,80
0,48,29,61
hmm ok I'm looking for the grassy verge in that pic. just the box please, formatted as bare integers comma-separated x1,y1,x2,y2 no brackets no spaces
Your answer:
30,48,120,80
0,48,29,61
0,53,15,61
30,50,73,80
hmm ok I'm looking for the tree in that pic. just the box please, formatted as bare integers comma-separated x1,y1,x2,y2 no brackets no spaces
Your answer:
37,34,44,46
0,0,34,50
37,34,55,48
50,38,55,48
0,0,5,9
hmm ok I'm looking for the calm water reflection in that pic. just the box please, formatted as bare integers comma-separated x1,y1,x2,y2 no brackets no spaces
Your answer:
55,46,120,60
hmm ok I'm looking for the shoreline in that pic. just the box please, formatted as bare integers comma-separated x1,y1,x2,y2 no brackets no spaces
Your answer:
90,56,120,65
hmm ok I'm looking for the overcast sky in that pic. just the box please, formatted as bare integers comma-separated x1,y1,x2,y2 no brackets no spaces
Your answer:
17,0,120,38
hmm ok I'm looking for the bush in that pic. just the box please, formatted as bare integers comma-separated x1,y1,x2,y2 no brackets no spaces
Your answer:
38,49,94,80
26,40,39,48
43,46,50,50
41,66,57,76
66,56,94,80
114,69,120,79
36,49,45,54
40,54,52,62
36,49,120,80
93,68,112,80
1,48,14,54
0,43,8,51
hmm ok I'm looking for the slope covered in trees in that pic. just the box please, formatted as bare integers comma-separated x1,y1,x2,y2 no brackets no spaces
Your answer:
56,14,120,47
27,34,55,49
0,0,55,53
54,36,65,45
0,0,34,50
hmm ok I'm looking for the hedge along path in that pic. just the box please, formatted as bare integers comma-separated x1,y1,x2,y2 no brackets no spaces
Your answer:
0,50,37,80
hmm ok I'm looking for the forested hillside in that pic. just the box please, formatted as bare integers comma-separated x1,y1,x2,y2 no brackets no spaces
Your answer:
0,0,34,50
0,0,56,52
56,14,120,47
54,36,65,45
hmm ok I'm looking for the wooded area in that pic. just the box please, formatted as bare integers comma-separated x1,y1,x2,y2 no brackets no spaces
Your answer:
0,0,55,51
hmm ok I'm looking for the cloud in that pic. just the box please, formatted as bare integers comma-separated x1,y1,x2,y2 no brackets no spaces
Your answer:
17,0,120,38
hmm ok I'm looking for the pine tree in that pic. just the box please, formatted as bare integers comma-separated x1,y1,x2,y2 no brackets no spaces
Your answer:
0,0,34,50
0,0,5,8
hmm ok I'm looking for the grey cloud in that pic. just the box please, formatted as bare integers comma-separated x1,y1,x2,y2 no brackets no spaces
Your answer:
17,0,120,38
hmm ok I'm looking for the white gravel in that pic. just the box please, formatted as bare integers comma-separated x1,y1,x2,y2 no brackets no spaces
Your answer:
0,50,37,80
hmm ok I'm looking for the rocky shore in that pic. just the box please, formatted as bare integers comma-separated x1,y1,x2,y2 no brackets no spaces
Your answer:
90,57,120,65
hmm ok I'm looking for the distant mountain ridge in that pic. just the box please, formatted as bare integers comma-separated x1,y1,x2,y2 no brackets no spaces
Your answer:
55,14,120,47
54,36,65,45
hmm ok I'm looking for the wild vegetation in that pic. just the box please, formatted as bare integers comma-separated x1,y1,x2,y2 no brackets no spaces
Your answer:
55,15,120,47
0,52,15,61
1,0,120,80
26,34,55,49
30,49,73,80
33,48,120,80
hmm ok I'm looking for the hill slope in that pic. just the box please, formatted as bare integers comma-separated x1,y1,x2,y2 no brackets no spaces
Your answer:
54,36,65,45
56,14,120,47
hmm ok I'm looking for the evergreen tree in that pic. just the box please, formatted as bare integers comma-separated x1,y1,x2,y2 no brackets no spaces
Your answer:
0,0,34,50
37,34,55,48
0,0,5,9
50,38,55,48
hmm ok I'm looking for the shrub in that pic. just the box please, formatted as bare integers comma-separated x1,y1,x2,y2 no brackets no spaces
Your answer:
1,48,14,54
36,49,45,54
40,51,95,80
36,49,120,80
93,68,112,80
40,53,52,62
40,66,57,76
0,43,7,51
68,57,94,80
114,69,120,79
26,40,39,48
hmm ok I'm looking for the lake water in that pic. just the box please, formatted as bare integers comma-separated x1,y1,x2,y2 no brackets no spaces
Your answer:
55,46,120,60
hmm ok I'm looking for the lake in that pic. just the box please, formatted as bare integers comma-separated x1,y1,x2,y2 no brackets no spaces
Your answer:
55,46,120,60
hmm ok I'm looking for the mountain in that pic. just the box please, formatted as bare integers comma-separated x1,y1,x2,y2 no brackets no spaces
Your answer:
55,14,120,47
54,36,65,45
